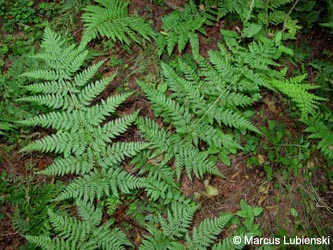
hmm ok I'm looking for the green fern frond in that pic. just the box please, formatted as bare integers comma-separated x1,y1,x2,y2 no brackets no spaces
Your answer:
98,112,138,142
55,168,145,202
26,30,88,81
17,110,78,131
304,116,333,159
84,92,134,125
160,58,260,134
26,204,130,250
157,1,213,56
137,80,192,126
133,154,177,189
21,131,88,156
75,200,103,227
18,94,72,110
81,0,154,46
186,214,233,249
159,201,198,239
98,142,148,167
214,108,261,133
140,201,198,249
24,79,74,95
74,60,106,87
136,117,220,179
270,74,324,118
48,209,87,242
12,183,61,237
161,62,204,107
39,153,95,176
140,227,170,250
39,26,65,51
78,75,115,106
137,79,239,158
21,69,62,81
269,10,287,25
25,236,55,250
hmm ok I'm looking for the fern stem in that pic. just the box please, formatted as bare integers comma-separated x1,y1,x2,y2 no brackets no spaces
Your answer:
69,90,91,139
193,84,233,129
163,0,184,11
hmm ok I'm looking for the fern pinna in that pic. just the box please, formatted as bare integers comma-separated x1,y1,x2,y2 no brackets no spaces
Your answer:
156,1,215,56
19,27,146,249
81,0,155,46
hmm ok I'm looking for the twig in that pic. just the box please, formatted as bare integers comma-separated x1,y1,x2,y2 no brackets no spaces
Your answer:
0,232,18,237
282,0,300,32
163,0,184,11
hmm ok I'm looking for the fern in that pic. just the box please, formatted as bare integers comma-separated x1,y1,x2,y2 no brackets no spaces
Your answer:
140,208,233,250
55,168,146,202
304,115,333,159
136,117,221,179
81,0,154,46
137,41,267,166
185,214,233,249
19,28,146,249
215,0,248,20
26,202,131,250
270,74,324,119
19,27,144,168
156,1,215,56
140,201,198,250
219,29,323,119
11,182,62,236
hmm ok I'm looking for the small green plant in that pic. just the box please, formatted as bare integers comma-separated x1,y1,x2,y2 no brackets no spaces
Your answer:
235,199,263,236
246,119,310,179
0,0,40,32
0,50,40,140
0,170,63,250
0,172,11,220
10,181,63,237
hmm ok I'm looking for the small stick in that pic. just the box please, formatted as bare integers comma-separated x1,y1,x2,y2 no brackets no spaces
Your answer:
163,0,184,11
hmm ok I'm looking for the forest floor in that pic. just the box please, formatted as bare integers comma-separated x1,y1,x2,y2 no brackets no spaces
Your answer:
1,0,333,249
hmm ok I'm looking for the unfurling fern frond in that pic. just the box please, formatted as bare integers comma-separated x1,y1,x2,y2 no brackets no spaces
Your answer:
81,0,154,46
